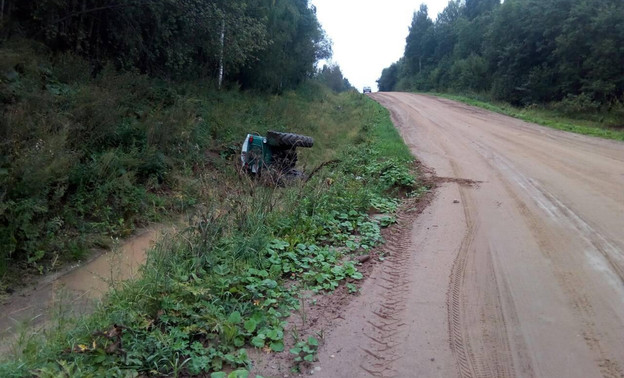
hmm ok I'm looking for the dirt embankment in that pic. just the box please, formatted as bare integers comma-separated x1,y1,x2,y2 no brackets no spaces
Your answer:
313,93,624,378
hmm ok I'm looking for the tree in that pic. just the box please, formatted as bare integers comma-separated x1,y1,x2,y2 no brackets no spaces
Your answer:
236,0,330,92
404,4,435,78
465,0,499,20
433,0,461,62
2,0,330,91
377,60,401,92
379,0,624,109
317,64,352,92
555,0,624,102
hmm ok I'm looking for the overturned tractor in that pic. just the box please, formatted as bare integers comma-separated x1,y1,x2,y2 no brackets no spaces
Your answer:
240,131,314,179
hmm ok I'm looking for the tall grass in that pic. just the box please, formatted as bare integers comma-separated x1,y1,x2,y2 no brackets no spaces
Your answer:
0,38,381,283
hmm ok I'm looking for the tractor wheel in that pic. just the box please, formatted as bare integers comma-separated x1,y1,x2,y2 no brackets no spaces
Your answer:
266,131,314,148
272,149,298,171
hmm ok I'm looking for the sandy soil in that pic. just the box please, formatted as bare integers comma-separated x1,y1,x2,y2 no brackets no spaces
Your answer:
315,93,624,378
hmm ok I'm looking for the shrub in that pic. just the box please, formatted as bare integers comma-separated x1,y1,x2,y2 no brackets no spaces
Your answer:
553,93,602,115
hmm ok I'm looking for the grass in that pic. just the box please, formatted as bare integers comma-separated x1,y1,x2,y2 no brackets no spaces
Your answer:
432,93,624,141
0,43,423,375
0,37,399,284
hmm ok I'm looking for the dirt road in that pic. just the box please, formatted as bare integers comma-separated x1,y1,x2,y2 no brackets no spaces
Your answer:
316,93,624,378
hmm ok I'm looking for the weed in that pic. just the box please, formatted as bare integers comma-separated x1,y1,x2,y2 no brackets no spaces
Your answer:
346,283,359,294
290,336,319,365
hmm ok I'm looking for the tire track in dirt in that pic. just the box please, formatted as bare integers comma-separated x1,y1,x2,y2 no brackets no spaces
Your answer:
446,182,479,378
358,211,418,377
395,94,543,378
377,93,520,377
445,158,516,378
391,96,521,378
481,147,624,378
419,101,623,378
503,184,624,378
488,246,537,378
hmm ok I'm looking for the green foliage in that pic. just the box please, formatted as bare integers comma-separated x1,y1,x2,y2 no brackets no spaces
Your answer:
316,64,353,93
1,0,328,91
0,47,183,275
210,370,257,378
404,5,435,79
554,93,602,115
0,35,361,279
0,71,421,375
290,336,319,364
378,0,624,126
449,54,489,92
232,0,331,92
366,158,416,189
377,62,400,92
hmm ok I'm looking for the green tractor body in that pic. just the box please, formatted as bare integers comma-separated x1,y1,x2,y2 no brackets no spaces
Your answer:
241,131,314,176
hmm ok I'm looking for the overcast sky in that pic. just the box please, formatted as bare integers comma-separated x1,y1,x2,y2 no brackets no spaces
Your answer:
310,0,448,92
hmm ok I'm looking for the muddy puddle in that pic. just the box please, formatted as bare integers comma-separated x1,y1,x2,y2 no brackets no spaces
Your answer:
0,224,167,349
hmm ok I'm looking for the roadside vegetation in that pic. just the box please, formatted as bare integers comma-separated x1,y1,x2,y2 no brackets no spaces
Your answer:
0,39,357,285
435,93,624,141
378,0,624,138
0,0,336,284
0,74,421,376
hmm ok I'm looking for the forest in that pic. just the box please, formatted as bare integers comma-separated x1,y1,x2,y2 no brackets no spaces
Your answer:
378,0,624,117
0,0,331,91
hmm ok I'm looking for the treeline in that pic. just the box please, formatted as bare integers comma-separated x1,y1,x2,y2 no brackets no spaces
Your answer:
0,0,330,92
316,64,354,93
378,0,624,110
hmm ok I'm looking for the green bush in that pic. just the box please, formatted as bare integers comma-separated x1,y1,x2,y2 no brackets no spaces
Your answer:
553,93,603,115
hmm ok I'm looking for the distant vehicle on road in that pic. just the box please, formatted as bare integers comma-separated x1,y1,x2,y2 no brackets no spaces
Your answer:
363,86,372,94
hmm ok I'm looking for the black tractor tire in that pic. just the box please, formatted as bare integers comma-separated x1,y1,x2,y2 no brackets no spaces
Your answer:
266,131,314,148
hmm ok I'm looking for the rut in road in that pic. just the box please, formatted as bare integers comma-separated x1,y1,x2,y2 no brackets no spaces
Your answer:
357,210,416,377
447,181,486,378
394,104,522,378
443,161,519,377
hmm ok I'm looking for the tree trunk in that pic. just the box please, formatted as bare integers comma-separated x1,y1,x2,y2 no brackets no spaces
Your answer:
76,0,86,51
218,17,225,89
6,0,11,22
